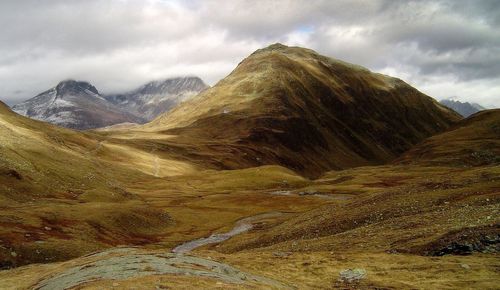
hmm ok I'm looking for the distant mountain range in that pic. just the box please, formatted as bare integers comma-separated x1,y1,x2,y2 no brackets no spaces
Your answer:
439,99,485,117
11,77,208,130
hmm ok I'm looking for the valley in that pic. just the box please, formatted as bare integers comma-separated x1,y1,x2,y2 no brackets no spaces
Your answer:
0,44,498,289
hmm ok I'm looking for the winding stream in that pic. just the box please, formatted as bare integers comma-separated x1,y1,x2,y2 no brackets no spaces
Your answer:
172,211,284,254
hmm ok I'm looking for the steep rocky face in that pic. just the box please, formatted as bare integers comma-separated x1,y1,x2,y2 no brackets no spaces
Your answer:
440,99,486,117
105,77,208,121
12,80,144,130
147,43,462,177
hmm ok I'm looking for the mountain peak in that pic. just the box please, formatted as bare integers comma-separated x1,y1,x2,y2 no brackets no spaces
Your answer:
134,76,208,96
56,80,99,96
142,76,204,88
104,76,208,121
251,43,294,56
439,99,485,117
245,43,370,76
12,79,142,130
264,42,288,50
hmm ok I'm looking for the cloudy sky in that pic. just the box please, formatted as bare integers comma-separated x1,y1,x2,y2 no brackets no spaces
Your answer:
0,0,499,107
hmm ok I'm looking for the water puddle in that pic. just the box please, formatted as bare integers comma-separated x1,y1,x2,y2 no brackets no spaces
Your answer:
270,190,292,196
270,190,353,200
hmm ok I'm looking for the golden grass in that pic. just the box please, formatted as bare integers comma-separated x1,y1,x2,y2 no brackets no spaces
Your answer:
200,250,500,289
218,165,500,256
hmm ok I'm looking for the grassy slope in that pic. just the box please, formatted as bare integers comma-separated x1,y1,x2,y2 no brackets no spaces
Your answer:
216,113,499,256
0,100,331,268
0,102,174,267
1,100,332,269
219,165,499,253
1,164,497,289
396,109,500,166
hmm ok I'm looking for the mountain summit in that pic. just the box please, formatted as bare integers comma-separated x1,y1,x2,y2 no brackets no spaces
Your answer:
105,76,208,121
55,80,99,96
12,80,143,130
147,43,462,176
439,98,486,117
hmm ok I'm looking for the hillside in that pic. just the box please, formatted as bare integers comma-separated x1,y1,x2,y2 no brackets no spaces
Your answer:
145,43,461,177
213,110,499,261
397,109,500,166
206,112,499,289
440,99,486,117
0,102,174,268
12,80,143,130
105,77,208,121
0,100,317,269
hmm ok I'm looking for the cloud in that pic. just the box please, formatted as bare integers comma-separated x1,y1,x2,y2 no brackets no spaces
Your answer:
0,0,499,108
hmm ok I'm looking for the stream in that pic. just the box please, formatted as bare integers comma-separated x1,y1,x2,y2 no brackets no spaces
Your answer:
172,211,284,254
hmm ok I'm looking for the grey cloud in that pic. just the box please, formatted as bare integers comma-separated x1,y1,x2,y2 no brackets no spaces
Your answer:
413,47,500,80
0,0,211,59
0,0,499,107
448,0,500,26
196,0,388,40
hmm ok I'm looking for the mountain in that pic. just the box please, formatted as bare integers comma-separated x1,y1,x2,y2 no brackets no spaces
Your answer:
145,43,462,177
105,77,208,122
396,109,500,166
12,80,144,130
439,99,486,117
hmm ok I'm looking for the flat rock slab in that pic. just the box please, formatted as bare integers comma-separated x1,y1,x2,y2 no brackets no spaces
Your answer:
34,249,291,290
339,268,367,283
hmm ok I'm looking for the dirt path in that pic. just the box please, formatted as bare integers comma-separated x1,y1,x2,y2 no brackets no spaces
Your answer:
88,140,103,154
153,155,160,177
150,146,160,177
33,248,292,290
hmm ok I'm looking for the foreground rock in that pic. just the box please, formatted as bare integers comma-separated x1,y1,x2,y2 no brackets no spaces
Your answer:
338,268,367,283
33,248,291,290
